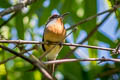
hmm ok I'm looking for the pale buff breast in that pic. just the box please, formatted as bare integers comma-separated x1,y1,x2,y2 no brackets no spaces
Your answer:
45,45,63,60
44,18,66,42
43,18,66,60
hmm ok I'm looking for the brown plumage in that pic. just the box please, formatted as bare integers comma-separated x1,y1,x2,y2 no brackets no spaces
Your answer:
42,14,66,75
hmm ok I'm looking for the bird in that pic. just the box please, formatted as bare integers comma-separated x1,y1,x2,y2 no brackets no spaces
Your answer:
42,13,69,75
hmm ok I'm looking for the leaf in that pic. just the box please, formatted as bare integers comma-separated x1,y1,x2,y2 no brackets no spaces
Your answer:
107,0,120,33
36,0,60,26
15,12,24,39
83,0,97,65
97,31,115,47
73,30,81,43
0,0,11,8
60,62,84,80
25,0,44,18
0,50,7,80
22,72,34,80
82,0,97,32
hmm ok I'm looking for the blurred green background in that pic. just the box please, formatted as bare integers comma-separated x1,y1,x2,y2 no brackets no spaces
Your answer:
0,0,120,80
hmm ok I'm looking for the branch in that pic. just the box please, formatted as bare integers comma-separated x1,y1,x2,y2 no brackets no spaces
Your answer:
64,10,113,58
29,54,56,80
44,58,120,65
0,45,35,64
0,0,37,17
67,4,119,30
0,40,44,44
97,68,120,78
0,28,77,63
39,28,77,60
80,12,112,44
0,45,37,64
0,45,54,80
0,12,18,28
0,40,117,52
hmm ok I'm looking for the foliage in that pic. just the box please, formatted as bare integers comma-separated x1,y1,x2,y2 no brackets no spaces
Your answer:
0,0,120,80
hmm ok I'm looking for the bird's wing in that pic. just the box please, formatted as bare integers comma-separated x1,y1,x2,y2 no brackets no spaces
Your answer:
42,32,46,51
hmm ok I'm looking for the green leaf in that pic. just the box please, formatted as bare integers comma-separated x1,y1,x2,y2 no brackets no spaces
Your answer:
36,0,60,26
0,0,11,8
15,12,24,39
22,72,34,80
97,31,115,47
73,30,80,43
82,0,97,32
25,0,44,18
59,62,84,80
83,0,97,64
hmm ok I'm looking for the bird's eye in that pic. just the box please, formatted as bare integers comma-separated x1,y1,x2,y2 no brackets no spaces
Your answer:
49,14,59,20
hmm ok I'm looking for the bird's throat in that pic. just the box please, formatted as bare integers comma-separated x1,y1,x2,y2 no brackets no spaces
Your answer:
44,18,66,42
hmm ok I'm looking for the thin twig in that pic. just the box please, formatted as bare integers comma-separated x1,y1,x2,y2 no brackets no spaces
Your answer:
0,40,45,44
80,12,113,44
39,28,77,60
0,45,54,80
0,12,18,28
30,54,46,68
112,43,120,54
97,68,120,78
29,54,56,80
67,4,119,30
0,0,37,17
44,58,120,65
0,40,117,53
0,45,35,64
0,45,37,64
27,28,78,75
64,11,113,58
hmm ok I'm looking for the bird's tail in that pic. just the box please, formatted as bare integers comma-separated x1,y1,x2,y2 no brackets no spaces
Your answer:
48,63,55,75
41,63,55,80
47,59,56,76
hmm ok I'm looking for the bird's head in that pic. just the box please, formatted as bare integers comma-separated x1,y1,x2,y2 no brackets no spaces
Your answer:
47,12,69,25
49,12,69,21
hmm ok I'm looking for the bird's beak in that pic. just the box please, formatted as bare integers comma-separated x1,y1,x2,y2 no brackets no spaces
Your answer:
60,12,70,19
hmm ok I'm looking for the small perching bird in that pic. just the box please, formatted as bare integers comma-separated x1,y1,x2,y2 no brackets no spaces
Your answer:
42,13,69,75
